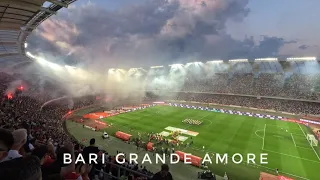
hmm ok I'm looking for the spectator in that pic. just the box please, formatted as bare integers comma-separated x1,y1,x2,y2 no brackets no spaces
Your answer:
82,138,100,164
0,128,14,162
2,128,27,162
152,164,173,180
82,138,100,179
32,145,55,166
35,143,74,179
0,155,42,180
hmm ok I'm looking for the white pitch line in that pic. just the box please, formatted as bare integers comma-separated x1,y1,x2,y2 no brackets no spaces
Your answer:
263,149,320,164
190,146,310,180
255,129,263,139
291,133,297,147
298,124,320,161
291,133,306,137
297,146,314,151
266,124,301,131
262,124,266,150
199,113,212,120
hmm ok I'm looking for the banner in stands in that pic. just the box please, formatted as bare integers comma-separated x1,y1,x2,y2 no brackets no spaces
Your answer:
115,131,132,141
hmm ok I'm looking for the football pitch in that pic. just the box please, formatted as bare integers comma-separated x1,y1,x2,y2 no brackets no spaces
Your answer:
70,105,320,180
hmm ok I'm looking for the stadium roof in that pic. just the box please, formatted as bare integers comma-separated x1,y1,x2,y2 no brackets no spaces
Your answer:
0,0,76,70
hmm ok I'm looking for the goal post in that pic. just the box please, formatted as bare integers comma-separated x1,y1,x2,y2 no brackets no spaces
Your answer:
307,134,318,146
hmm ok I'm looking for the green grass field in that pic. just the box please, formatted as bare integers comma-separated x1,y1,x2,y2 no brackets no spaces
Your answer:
69,105,320,180
102,105,320,179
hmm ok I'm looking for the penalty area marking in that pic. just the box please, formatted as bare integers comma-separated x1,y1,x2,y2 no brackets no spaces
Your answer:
266,124,301,131
298,124,320,161
291,133,297,147
262,124,266,150
255,130,264,139
290,133,313,150
272,135,284,139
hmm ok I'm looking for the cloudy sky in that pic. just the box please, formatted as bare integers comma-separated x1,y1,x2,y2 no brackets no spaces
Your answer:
27,0,320,69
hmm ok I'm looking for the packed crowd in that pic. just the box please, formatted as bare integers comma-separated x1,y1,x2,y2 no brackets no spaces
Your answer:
0,72,168,180
182,73,320,100
169,92,320,115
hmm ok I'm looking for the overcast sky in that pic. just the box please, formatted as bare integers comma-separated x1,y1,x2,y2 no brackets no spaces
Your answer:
27,0,320,69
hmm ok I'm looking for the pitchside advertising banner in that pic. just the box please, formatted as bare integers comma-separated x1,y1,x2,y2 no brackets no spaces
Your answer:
277,176,294,180
169,103,283,120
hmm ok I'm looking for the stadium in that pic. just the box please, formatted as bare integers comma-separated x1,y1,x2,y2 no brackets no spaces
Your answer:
0,1,320,180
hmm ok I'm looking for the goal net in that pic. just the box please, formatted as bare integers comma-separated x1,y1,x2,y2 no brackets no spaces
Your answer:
307,134,318,146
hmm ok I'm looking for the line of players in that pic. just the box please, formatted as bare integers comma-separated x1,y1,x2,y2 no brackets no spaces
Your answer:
182,118,202,125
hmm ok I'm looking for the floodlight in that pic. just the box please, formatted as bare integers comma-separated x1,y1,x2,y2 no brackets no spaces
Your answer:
255,58,278,61
150,66,163,69
26,51,35,59
186,61,202,65
229,59,248,62
207,60,223,63
287,57,316,61
24,42,28,48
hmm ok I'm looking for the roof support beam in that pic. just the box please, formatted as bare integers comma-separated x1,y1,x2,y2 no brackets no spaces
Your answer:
46,0,68,8
40,7,57,15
